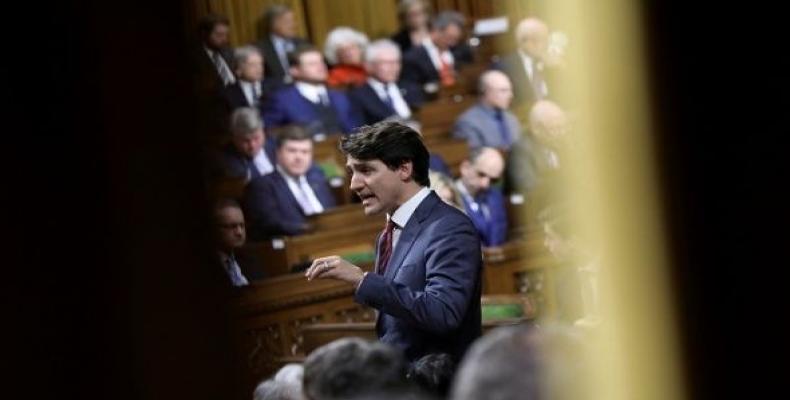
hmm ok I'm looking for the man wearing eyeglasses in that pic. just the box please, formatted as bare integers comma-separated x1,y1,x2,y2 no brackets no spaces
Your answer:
215,199,264,287
455,147,508,247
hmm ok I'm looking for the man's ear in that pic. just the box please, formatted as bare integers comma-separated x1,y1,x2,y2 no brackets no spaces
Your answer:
398,161,414,182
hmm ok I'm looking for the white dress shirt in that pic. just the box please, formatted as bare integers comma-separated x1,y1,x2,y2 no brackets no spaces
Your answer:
295,82,330,105
252,147,274,176
422,38,454,72
367,78,411,119
218,251,249,287
240,80,262,106
455,179,491,221
387,187,432,250
277,166,325,215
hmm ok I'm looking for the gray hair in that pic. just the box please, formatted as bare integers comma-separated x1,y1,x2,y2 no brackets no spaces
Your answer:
303,338,408,400
323,27,369,65
430,10,465,31
229,107,263,137
364,39,401,64
450,323,587,400
253,379,302,400
233,45,262,67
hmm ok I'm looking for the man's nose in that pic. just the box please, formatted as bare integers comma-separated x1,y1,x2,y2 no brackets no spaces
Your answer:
349,173,363,191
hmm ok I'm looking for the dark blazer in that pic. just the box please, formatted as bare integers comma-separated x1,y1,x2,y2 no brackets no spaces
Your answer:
391,28,414,53
193,44,235,93
399,44,474,90
496,52,557,107
262,85,362,135
222,80,281,111
347,81,424,125
255,35,309,82
354,191,483,361
460,186,508,247
243,167,336,240
218,141,277,180
213,250,266,290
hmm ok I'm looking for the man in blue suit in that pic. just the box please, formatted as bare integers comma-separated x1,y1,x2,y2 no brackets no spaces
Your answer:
454,147,508,247
305,121,483,362
262,46,361,138
243,125,336,240
218,107,277,181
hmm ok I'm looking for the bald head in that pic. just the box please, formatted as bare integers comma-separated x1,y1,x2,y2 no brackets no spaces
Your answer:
460,147,505,196
529,100,567,144
515,17,549,58
479,70,514,110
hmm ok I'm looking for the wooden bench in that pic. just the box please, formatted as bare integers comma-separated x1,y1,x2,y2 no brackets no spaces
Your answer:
425,138,469,177
233,271,376,394
416,96,477,143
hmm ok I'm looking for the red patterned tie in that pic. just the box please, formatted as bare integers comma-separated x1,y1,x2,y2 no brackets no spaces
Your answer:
438,57,455,87
377,220,397,275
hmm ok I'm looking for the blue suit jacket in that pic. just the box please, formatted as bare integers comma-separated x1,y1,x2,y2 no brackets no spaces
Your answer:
460,186,508,247
355,191,483,362
242,167,336,240
262,85,361,134
347,81,424,125
219,140,277,180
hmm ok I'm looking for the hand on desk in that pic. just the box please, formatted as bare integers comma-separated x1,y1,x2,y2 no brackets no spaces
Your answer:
305,255,365,287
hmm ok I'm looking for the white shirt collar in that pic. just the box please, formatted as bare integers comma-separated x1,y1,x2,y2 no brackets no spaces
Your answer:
388,187,431,229
366,78,412,118
295,81,327,104
422,38,454,71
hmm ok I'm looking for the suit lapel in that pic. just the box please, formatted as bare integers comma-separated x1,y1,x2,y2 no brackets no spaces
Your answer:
383,193,440,281
274,172,307,217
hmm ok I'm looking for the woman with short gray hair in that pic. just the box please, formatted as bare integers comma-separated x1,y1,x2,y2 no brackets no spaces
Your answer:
324,27,369,88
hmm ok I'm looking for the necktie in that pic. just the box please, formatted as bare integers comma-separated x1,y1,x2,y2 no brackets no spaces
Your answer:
438,55,455,86
531,61,547,99
294,178,316,215
381,84,396,114
251,84,260,106
212,51,235,85
493,110,512,147
225,255,249,287
376,220,397,275
318,90,330,106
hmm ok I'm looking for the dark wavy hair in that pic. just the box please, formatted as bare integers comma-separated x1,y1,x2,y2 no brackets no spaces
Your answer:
339,121,430,187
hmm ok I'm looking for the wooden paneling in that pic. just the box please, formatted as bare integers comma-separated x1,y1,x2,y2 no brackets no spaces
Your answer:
303,0,399,49
197,0,309,46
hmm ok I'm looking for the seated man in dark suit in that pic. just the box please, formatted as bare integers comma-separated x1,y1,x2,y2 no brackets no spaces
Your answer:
215,199,264,287
348,39,424,125
243,125,336,239
256,4,310,85
399,10,474,96
453,70,522,152
218,107,276,181
223,46,279,111
262,46,362,139
454,147,508,247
